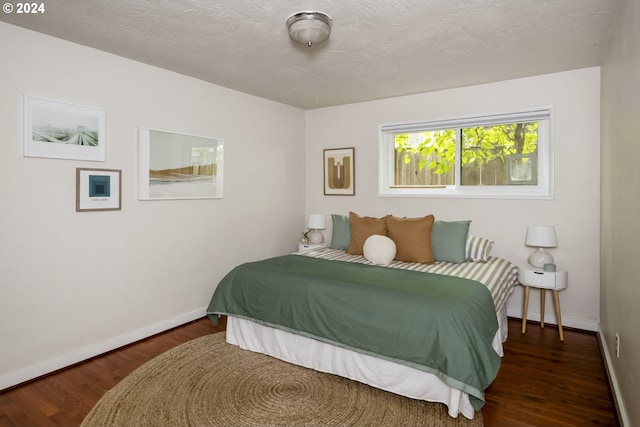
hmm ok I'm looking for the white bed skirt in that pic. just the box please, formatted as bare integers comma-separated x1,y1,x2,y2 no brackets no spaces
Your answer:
225,308,507,420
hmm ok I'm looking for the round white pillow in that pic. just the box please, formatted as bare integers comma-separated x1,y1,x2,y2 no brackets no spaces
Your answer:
363,235,396,266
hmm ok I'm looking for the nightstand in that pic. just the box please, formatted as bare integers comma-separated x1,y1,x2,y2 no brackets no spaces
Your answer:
297,242,329,252
518,266,568,341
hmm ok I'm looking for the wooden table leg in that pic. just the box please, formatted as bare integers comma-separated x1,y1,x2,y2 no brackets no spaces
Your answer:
522,286,530,334
553,290,564,341
540,289,546,329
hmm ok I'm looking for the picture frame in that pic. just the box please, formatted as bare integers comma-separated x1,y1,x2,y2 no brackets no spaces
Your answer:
24,95,106,161
324,147,355,196
138,127,224,200
76,168,122,212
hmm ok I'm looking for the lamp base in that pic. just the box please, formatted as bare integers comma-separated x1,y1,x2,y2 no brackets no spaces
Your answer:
308,229,324,244
528,248,554,268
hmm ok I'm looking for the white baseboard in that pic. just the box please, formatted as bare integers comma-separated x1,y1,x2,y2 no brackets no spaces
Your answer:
598,325,630,427
0,307,207,391
506,308,598,332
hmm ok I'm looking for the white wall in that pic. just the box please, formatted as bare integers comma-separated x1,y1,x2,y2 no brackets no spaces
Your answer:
305,68,601,331
0,22,305,389
600,0,639,424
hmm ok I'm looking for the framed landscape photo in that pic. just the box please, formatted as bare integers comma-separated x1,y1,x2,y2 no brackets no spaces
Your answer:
323,147,355,196
138,127,224,200
24,95,106,161
76,168,122,212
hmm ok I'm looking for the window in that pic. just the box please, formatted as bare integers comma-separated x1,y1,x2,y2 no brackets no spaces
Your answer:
378,109,552,198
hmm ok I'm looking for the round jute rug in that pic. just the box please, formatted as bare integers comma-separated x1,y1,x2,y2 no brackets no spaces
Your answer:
81,332,483,427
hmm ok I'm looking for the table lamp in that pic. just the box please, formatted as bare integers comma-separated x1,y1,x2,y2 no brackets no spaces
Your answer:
307,214,326,244
525,225,558,268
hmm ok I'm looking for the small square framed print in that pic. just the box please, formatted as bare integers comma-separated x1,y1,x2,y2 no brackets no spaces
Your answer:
76,168,121,212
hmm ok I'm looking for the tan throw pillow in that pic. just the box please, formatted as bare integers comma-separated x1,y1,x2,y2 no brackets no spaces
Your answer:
385,215,435,264
346,212,388,255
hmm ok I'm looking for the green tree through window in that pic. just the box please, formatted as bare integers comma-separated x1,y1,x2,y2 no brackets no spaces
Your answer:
394,122,538,187
379,109,551,198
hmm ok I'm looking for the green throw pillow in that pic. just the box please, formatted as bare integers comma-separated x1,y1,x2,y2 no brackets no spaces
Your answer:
329,214,351,250
431,220,471,263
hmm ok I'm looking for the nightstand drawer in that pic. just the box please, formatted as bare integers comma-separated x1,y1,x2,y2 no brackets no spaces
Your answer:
298,242,329,252
523,270,555,288
520,269,568,290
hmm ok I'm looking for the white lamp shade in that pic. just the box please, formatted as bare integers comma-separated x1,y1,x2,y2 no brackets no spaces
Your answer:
525,226,558,248
307,214,326,230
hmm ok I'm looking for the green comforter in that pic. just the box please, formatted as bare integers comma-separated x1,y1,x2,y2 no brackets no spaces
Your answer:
206,254,500,409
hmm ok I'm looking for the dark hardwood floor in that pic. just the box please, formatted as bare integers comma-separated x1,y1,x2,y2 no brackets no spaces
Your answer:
483,319,618,427
0,317,617,427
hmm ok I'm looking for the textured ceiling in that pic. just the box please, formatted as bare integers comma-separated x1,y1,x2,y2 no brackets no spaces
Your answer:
0,0,621,110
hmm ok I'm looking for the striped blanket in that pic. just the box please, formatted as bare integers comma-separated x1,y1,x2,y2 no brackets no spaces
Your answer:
295,247,518,315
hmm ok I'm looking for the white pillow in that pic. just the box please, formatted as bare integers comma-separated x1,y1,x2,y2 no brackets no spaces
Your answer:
363,235,396,266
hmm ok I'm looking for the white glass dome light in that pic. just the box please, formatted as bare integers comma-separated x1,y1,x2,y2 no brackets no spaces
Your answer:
286,11,333,47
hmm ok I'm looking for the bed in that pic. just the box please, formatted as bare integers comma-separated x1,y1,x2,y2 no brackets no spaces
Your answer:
206,214,518,419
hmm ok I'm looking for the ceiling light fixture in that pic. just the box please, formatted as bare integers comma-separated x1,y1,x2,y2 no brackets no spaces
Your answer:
286,10,333,47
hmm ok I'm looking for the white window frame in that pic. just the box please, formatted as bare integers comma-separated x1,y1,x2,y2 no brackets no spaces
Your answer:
378,108,554,199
